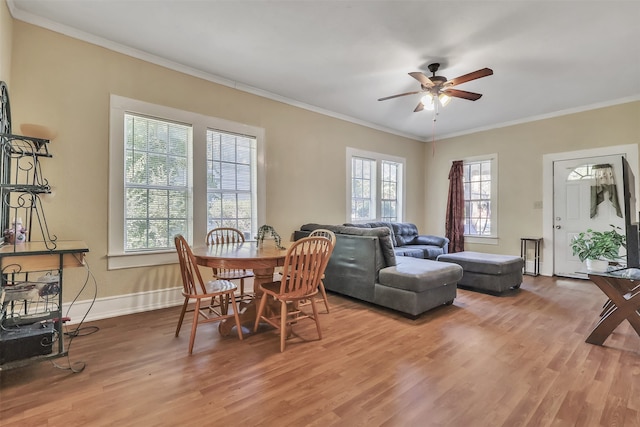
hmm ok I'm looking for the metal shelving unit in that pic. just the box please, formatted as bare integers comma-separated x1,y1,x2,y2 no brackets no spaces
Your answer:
0,82,89,370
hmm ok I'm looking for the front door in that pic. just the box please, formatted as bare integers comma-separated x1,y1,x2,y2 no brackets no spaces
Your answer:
553,155,625,278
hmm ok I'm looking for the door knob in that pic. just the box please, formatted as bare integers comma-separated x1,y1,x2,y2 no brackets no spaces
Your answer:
555,225,561,229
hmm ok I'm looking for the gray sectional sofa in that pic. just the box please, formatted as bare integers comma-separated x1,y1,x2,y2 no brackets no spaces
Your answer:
344,221,449,259
295,224,462,317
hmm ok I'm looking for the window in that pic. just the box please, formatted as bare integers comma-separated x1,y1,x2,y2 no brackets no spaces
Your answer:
380,160,400,221
109,95,265,269
566,164,597,181
462,155,498,239
347,148,404,222
124,114,191,251
206,130,257,238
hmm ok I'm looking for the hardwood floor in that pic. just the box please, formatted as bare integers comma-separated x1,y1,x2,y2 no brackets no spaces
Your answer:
1,275,639,426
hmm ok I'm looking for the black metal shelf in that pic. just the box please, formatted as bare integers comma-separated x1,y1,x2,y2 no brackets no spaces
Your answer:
0,133,53,157
0,125,69,370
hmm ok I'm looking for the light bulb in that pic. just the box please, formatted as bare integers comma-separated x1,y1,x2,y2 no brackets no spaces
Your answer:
421,94,435,111
439,94,451,107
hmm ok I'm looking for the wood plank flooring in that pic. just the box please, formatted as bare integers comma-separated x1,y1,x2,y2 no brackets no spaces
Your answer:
1,275,639,426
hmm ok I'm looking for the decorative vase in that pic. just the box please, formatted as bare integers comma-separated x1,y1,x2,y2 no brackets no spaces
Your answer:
586,259,609,272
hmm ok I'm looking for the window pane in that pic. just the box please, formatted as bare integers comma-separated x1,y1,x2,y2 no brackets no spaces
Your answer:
463,159,494,237
380,160,400,222
350,154,402,223
351,157,375,221
124,113,191,251
207,130,256,239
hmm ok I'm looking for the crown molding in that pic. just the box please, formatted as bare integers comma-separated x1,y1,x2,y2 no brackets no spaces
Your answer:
7,1,422,142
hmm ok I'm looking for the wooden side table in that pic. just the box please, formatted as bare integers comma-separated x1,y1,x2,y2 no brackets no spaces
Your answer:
520,237,542,276
586,269,640,346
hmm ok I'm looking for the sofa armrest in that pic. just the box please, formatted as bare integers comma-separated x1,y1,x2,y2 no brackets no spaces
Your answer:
413,235,449,249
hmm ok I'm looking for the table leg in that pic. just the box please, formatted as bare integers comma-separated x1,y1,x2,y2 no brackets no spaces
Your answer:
218,267,278,336
586,275,640,345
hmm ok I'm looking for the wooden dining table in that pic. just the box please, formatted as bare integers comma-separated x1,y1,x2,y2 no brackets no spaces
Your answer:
191,241,288,336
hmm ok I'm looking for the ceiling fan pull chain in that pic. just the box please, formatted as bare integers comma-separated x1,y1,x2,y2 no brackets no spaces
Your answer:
431,112,437,157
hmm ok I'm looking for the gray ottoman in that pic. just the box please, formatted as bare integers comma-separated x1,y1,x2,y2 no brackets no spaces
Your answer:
436,251,523,294
376,257,463,317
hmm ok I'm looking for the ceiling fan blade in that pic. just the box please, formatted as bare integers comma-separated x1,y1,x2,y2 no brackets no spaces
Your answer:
409,72,434,88
443,89,483,101
414,102,424,112
446,68,493,87
378,91,421,101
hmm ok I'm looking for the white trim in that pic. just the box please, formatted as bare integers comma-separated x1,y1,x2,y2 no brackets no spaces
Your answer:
542,143,639,277
437,96,640,141
465,236,498,245
63,286,184,325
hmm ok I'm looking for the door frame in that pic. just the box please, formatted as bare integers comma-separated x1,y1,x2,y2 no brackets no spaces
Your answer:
542,143,638,276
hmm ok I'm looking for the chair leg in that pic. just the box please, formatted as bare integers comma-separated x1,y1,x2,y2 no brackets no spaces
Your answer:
309,298,322,340
229,293,243,340
280,300,288,352
176,297,189,337
240,278,245,298
188,299,201,355
254,294,269,332
217,294,227,315
318,281,330,313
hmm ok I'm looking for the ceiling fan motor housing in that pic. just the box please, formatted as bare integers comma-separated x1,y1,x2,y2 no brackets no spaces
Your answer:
428,76,447,86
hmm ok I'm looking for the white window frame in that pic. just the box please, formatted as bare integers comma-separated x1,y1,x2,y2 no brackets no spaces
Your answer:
462,153,498,244
108,95,265,269
346,147,405,223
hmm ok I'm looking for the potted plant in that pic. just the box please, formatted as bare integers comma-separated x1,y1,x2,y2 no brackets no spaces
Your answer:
570,224,626,272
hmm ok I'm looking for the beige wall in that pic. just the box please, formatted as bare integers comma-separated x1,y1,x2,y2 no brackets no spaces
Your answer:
0,0,12,84
9,21,425,301
425,101,640,258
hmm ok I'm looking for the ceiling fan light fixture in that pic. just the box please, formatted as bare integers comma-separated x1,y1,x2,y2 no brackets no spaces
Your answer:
379,64,493,114
421,93,435,110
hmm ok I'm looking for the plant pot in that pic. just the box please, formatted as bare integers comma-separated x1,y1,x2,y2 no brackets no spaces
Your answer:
586,259,609,273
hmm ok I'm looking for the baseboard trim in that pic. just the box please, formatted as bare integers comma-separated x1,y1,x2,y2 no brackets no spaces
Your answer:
63,287,184,325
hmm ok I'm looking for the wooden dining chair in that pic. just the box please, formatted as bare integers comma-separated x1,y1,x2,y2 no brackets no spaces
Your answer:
175,234,243,354
206,227,254,300
253,236,334,352
308,228,336,313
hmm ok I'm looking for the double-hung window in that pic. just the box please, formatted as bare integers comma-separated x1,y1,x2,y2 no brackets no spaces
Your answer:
462,155,498,240
206,130,256,238
109,95,265,269
124,114,191,251
347,148,404,222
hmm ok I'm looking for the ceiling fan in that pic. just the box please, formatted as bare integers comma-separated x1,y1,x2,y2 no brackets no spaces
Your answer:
378,63,493,112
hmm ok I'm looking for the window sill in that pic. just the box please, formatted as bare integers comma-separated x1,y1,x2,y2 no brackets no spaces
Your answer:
108,250,177,270
464,236,498,245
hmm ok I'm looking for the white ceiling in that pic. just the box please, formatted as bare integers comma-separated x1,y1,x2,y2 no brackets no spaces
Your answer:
8,0,640,141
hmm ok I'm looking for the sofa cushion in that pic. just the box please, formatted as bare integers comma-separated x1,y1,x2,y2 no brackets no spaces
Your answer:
391,222,419,246
344,222,396,246
379,257,463,293
409,245,446,260
412,234,448,247
393,247,424,258
437,251,523,275
339,226,396,267
300,223,396,267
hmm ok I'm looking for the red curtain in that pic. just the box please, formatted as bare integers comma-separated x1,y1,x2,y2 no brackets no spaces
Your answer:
445,160,465,253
